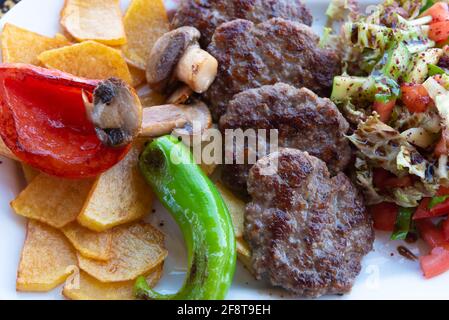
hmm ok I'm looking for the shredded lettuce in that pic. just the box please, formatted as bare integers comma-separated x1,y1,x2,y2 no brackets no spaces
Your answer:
355,156,437,206
340,100,369,125
326,0,360,26
355,157,385,205
392,105,441,133
397,145,426,179
348,115,429,178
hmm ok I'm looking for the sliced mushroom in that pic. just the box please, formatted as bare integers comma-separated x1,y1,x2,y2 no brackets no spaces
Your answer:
141,100,212,138
83,78,142,148
146,26,218,94
167,85,193,105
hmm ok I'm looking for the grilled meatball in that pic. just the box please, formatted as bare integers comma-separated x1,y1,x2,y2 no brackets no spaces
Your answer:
219,83,351,195
171,0,312,47
205,18,341,120
245,149,374,297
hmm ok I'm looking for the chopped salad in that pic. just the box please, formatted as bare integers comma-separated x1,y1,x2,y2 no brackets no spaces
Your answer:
327,0,449,278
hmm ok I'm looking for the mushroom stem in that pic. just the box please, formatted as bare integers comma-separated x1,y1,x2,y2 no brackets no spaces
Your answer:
174,45,218,94
140,101,212,138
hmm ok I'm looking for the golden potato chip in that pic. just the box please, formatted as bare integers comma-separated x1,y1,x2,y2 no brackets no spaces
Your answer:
237,238,254,274
21,164,40,184
122,0,169,69
129,64,146,87
62,223,113,261
61,0,126,45
78,144,153,232
55,33,70,43
38,41,132,84
17,220,78,292
78,222,167,282
1,23,71,65
11,174,94,228
62,266,163,300
0,137,17,160
215,182,245,238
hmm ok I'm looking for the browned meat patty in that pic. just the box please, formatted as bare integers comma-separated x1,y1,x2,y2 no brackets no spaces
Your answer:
219,83,352,195
205,18,341,120
171,0,312,47
245,149,374,297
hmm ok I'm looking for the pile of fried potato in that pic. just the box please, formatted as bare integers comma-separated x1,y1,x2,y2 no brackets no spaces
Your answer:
1,0,171,300
0,0,252,300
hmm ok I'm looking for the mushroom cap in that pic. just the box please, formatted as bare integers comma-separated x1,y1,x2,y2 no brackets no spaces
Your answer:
146,26,201,93
87,78,142,148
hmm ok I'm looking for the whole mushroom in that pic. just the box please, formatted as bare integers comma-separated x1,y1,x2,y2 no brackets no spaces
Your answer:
146,27,218,94
83,78,142,148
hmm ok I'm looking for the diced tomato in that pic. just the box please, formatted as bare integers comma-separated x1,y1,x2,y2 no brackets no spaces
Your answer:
373,168,414,190
429,21,449,42
420,247,449,279
373,99,396,123
369,202,398,231
435,135,448,157
414,198,432,220
438,185,449,196
443,219,449,241
401,83,433,113
0,63,131,178
421,2,449,23
413,197,449,220
417,220,447,248
437,38,449,48
430,200,449,216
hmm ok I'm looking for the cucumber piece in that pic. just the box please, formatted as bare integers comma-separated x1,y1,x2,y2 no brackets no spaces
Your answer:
331,76,370,103
373,42,411,81
405,48,444,83
405,39,436,54
331,74,400,104
347,22,426,51
428,64,448,76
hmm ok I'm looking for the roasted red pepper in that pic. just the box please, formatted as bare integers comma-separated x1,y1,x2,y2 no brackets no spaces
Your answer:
0,63,131,178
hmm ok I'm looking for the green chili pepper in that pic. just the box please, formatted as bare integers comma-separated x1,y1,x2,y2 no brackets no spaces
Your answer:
135,135,236,300
391,207,414,241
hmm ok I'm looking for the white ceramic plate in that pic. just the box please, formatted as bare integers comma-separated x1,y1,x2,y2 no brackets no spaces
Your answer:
0,0,448,300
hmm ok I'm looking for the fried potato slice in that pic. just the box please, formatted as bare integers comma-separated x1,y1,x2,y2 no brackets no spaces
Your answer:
62,223,113,261
11,174,94,228
17,220,78,292
129,64,146,88
38,41,132,84
1,23,71,65
0,137,17,160
121,0,169,69
237,238,254,274
78,144,153,232
62,266,163,300
21,164,40,184
60,0,126,45
78,222,167,282
215,182,245,238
